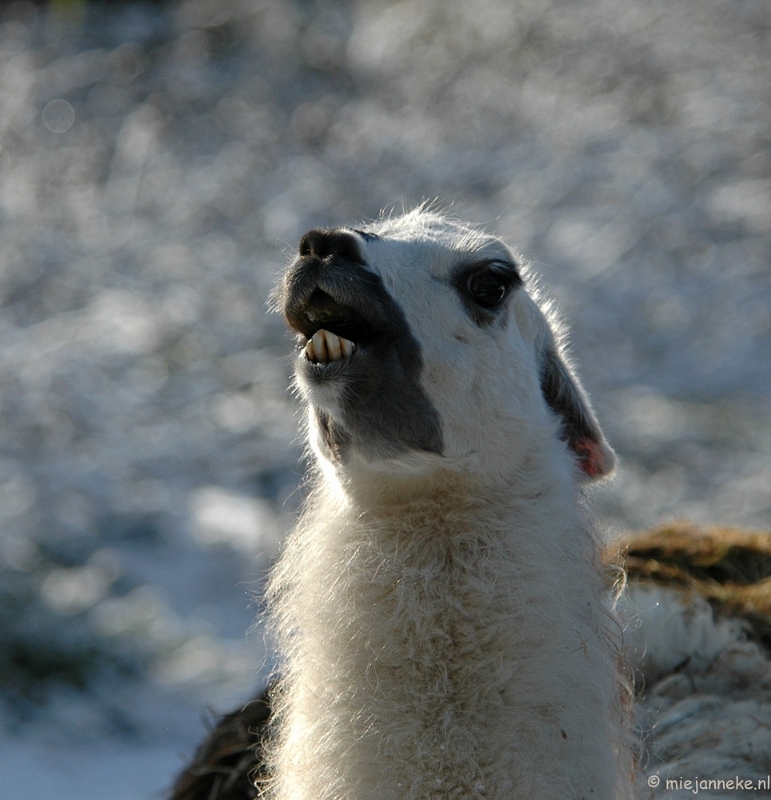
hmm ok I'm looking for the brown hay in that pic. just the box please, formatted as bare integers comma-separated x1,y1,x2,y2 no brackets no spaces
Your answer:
606,520,771,647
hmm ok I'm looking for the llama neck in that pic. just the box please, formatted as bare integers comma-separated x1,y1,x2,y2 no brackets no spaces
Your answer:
267,480,634,800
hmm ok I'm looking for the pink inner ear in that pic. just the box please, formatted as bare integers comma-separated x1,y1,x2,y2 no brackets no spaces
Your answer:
573,438,607,478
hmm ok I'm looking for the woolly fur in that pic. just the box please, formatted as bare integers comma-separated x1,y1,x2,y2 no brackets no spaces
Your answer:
265,210,637,800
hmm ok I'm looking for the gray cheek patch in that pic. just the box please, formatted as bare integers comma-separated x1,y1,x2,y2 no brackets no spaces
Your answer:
310,279,443,462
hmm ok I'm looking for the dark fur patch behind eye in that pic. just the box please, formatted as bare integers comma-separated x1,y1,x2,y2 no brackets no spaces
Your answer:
540,350,598,446
539,346,611,477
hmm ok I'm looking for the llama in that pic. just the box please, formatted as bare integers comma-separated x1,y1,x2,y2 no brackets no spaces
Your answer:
169,212,771,800
263,209,637,800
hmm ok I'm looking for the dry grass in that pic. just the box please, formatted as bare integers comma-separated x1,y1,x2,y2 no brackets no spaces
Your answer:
607,521,771,646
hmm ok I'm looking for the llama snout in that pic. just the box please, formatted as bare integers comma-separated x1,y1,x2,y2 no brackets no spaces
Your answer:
281,227,444,462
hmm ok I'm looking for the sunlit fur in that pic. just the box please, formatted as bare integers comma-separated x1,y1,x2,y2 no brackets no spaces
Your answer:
265,209,637,800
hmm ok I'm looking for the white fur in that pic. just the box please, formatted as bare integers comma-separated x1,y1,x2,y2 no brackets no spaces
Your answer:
266,210,637,799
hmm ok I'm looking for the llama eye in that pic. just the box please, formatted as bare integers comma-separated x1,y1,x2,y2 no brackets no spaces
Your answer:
466,270,509,308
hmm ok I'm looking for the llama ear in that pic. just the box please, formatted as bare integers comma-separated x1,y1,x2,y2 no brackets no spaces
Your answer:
539,344,616,480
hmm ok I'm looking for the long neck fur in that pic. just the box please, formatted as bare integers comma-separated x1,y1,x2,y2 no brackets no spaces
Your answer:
265,448,635,800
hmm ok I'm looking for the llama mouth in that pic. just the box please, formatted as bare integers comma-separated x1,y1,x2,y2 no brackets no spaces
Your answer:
292,287,374,365
303,329,358,364
300,289,374,340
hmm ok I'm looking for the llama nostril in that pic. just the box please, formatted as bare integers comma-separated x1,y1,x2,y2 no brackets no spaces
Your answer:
298,229,365,264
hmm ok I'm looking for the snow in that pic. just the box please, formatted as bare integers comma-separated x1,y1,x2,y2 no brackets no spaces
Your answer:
0,739,182,800
0,0,769,795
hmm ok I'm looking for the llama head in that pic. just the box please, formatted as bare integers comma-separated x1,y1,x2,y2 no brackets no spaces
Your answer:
278,209,615,493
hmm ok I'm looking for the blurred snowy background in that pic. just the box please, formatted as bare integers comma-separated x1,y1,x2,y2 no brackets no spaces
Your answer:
0,0,768,796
